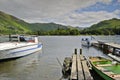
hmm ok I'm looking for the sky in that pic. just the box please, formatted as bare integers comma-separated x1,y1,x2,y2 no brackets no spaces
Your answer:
0,0,120,27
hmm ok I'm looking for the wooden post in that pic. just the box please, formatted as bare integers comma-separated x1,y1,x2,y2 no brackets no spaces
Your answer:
103,44,109,54
112,47,116,55
106,45,109,54
98,41,103,49
102,44,104,52
9,34,11,41
80,49,82,54
75,48,77,54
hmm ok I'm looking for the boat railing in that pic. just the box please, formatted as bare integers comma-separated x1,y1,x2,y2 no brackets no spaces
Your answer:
9,35,38,43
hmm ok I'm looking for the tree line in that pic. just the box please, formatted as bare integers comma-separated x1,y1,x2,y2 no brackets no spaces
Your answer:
1,27,120,35
33,28,80,35
81,27,120,35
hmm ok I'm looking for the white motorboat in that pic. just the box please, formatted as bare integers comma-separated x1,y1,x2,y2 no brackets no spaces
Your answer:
81,36,97,47
0,35,42,61
81,37,91,47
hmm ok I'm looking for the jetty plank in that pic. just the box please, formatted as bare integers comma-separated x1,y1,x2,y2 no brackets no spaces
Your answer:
80,55,84,61
71,54,77,80
105,43,120,49
108,54,120,62
77,55,84,80
82,60,93,80
92,41,120,63
92,41,120,49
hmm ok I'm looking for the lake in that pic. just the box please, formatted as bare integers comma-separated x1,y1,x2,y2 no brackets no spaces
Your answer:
0,35,120,80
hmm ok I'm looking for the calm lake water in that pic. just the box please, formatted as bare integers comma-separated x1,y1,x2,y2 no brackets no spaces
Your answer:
0,35,120,80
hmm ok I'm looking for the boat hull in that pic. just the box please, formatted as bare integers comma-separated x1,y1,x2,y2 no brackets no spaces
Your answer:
81,41,91,47
91,63,113,80
89,57,120,80
0,43,42,61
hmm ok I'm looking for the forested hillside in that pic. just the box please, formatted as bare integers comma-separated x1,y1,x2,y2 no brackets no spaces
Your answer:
0,11,120,35
0,11,31,34
81,18,120,35
0,11,77,35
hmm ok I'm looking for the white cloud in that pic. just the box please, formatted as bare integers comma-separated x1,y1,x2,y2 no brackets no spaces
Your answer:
114,10,120,15
100,0,112,4
0,0,117,27
117,0,120,2
52,10,120,27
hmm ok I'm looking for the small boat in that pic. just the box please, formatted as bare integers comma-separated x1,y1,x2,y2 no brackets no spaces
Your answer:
0,35,42,61
89,56,120,80
81,37,91,47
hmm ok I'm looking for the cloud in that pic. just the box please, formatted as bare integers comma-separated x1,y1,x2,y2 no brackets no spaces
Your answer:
53,10,120,27
114,10,120,15
118,0,120,2
0,0,119,27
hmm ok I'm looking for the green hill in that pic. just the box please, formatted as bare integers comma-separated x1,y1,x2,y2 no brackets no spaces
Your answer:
0,11,73,35
2,11,120,35
29,22,68,32
0,11,31,34
81,18,120,35
90,18,120,29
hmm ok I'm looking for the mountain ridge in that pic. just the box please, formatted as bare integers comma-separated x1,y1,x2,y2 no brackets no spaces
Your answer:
0,11,120,35
0,11,75,34
81,18,120,35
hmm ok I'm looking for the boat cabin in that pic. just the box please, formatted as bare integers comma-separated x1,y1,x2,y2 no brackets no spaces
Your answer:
9,35,38,43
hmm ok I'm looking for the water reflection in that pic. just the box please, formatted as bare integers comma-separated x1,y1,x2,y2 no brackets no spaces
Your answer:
0,51,42,80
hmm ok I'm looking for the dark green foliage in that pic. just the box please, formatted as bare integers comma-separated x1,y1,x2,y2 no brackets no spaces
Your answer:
34,28,80,35
0,11,31,34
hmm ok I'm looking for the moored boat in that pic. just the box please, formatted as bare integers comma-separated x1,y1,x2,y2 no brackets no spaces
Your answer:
0,35,42,61
89,56,120,80
81,36,96,47
81,38,91,47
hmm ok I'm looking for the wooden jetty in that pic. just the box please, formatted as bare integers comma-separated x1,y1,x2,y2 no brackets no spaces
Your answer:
70,49,93,80
92,41,120,54
92,41,120,62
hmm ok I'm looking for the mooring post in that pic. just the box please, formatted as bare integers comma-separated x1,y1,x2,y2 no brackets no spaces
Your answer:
80,48,82,54
9,34,11,41
75,48,77,54
103,44,109,54
112,47,116,55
